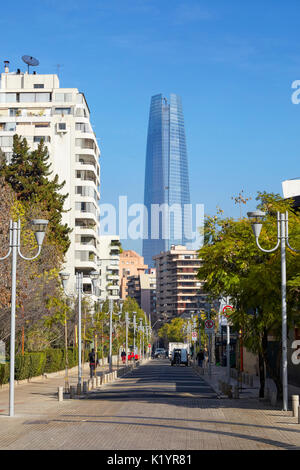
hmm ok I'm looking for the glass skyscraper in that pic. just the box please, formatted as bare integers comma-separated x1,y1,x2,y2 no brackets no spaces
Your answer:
142,93,191,267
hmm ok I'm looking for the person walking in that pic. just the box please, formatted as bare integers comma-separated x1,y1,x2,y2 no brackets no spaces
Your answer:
121,349,126,364
89,348,96,378
197,349,204,367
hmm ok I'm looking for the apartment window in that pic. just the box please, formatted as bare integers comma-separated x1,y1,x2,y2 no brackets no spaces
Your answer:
58,123,66,130
54,107,71,115
0,136,13,146
33,136,51,143
34,84,44,89
19,93,51,102
54,93,72,102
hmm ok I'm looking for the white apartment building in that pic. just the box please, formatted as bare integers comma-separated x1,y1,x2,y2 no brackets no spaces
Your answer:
0,61,101,297
98,235,121,302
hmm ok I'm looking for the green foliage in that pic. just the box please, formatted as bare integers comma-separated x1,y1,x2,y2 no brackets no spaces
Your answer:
198,192,300,397
0,134,71,254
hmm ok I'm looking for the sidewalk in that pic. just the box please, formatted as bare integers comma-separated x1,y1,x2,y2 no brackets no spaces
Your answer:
192,363,300,408
0,358,145,418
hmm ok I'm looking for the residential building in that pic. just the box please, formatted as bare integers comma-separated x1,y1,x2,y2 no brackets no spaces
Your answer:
142,94,191,268
0,61,100,297
282,178,300,210
127,270,156,322
119,250,148,299
153,245,205,321
98,235,121,302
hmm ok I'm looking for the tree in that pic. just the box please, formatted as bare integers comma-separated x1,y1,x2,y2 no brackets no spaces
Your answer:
198,192,300,399
0,135,71,255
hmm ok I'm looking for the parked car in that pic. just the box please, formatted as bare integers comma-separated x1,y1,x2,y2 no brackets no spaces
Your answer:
154,348,166,358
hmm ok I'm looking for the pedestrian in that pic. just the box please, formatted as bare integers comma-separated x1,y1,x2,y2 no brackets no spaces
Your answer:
89,348,96,378
197,349,204,367
121,349,126,364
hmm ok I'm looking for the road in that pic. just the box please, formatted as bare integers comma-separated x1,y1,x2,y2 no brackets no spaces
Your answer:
1,358,300,450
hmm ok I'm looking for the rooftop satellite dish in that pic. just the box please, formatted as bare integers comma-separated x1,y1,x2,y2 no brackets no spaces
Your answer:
22,55,39,73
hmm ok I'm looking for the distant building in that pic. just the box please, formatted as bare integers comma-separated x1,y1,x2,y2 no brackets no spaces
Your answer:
153,245,205,321
119,250,148,299
127,270,156,322
142,94,191,268
282,178,300,210
98,235,120,302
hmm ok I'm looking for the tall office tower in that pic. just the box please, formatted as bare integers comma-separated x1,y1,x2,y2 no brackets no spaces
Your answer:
0,61,101,298
142,94,191,268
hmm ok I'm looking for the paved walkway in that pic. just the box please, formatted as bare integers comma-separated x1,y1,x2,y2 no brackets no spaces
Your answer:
1,359,300,450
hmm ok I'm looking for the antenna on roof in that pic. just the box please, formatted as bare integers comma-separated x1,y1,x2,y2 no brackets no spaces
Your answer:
22,55,39,73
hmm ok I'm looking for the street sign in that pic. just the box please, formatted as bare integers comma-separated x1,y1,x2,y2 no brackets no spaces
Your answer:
205,319,214,334
222,305,233,326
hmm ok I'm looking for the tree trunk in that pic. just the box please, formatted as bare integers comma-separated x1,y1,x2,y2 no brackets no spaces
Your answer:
262,328,282,400
258,351,265,398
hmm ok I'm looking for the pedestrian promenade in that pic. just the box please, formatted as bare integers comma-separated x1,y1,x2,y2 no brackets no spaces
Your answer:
1,359,300,450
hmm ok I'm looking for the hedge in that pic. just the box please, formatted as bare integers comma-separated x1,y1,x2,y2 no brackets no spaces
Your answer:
0,348,80,385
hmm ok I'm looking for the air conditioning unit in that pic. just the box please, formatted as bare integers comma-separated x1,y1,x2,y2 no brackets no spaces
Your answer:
56,122,67,134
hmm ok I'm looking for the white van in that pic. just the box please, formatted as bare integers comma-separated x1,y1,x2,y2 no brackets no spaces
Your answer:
171,348,189,366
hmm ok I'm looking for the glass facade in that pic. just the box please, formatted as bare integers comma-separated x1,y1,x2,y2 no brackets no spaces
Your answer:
143,94,191,267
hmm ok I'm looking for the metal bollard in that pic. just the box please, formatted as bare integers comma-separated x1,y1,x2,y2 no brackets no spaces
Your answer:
83,381,88,394
96,376,101,387
92,377,97,388
70,386,76,398
58,386,63,402
292,395,299,417
77,383,81,395
233,385,239,399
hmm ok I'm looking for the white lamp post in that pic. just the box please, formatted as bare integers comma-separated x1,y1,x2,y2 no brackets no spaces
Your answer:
0,219,48,417
59,270,99,387
248,210,300,411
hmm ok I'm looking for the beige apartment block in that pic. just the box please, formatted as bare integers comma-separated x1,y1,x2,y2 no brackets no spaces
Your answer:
153,245,205,321
127,270,156,323
0,61,100,298
119,250,148,299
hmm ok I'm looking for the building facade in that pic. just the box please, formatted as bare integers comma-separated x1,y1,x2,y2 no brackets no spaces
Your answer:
127,270,156,323
142,94,191,268
0,62,101,297
119,250,148,299
153,245,204,321
98,235,121,302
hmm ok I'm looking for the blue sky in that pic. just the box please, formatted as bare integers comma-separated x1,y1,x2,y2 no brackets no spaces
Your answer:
3,0,300,252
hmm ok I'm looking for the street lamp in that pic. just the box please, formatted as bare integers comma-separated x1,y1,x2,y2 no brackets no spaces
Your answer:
248,210,300,411
59,270,99,387
0,218,48,417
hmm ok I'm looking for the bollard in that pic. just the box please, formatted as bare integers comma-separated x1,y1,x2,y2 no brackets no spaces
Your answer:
58,386,63,402
70,386,76,399
292,395,299,417
83,381,88,394
227,385,233,398
92,377,97,389
88,379,92,390
96,376,101,387
233,385,239,399
77,383,81,395
270,391,277,407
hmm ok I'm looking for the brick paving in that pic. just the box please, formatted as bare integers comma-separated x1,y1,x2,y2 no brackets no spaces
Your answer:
0,359,300,450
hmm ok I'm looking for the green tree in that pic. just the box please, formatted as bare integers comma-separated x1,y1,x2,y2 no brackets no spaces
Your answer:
198,192,300,399
1,135,71,254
